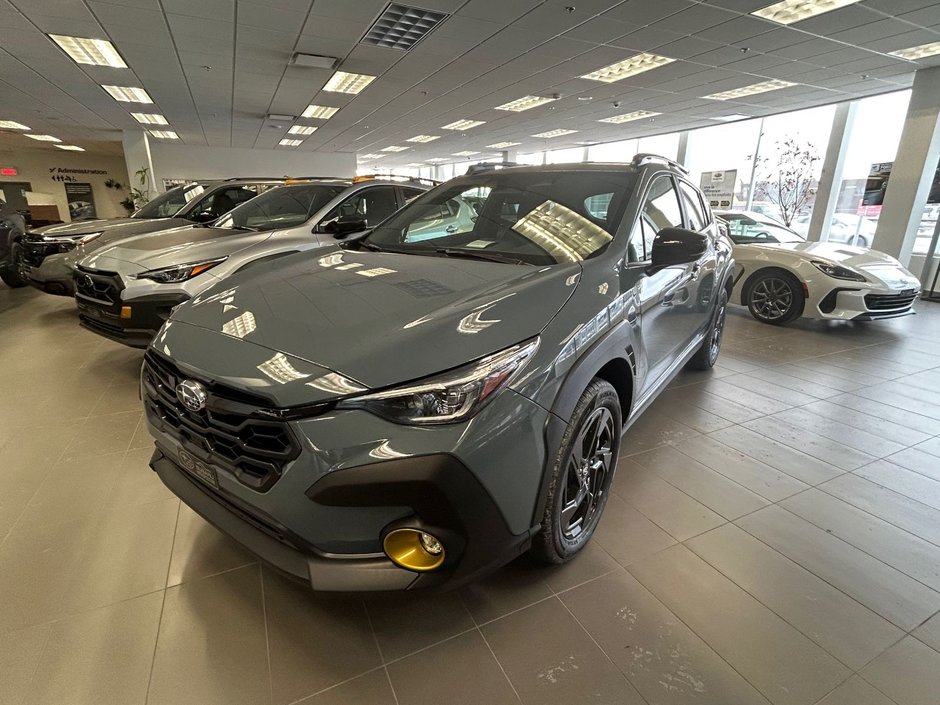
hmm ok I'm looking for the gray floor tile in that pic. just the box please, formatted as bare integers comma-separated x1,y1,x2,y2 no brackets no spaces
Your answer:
104,447,176,509
737,506,940,630
633,445,769,519
819,473,940,548
148,565,271,705
815,676,895,705
296,670,397,705
720,373,822,407
0,623,50,705
887,446,940,481
365,591,475,662
699,378,792,415
263,568,381,704
686,524,903,670
561,571,772,705
738,367,845,399
825,392,940,435
22,592,163,705
781,489,940,592
628,544,848,705
659,385,768,424
649,389,737,433
708,426,843,485
770,364,865,393
913,611,940,653
743,417,877,471
611,458,725,541
166,505,257,587
850,384,940,422
388,630,520,705
860,636,940,705
482,597,646,705
61,410,141,459
592,491,678,567
855,460,940,511
459,557,554,625
674,434,809,502
539,539,621,594
801,399,934,448
620,409,701,456
769,407,908,459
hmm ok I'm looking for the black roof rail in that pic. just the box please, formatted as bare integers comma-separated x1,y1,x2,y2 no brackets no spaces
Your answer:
465,161,520,175
631,153,689,174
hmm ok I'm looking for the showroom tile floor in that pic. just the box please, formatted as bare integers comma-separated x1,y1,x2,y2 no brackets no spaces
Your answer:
1,285,939,705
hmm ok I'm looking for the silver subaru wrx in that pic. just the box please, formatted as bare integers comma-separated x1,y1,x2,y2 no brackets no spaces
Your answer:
143,158,734,592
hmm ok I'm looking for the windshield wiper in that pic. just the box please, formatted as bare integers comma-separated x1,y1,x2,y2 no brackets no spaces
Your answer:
435,248,527,265
225,225,260,232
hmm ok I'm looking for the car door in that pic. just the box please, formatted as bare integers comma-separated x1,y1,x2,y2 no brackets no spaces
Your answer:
619,174,692,392
676,178,719,340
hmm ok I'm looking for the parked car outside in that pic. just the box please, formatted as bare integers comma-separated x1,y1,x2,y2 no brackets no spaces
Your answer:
790,211,877,247
20,178,284,296
76,177,430,347
0,199,28,288
142,157,734,592
717,210,919,324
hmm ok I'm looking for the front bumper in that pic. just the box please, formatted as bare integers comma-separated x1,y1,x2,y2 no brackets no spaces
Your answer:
814,285,920,321
75,267,188,347
24,252,75,296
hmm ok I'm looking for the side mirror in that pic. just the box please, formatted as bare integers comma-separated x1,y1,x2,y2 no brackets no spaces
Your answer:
325,215,368,238
191,210,219,223
650,227,707,269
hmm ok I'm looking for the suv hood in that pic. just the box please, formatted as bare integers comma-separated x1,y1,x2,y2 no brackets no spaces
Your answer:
32,217,158,238
169,247,580,390
81,226,268,274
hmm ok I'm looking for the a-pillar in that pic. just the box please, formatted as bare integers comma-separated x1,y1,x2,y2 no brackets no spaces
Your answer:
121,130,160,199
873,66,940,267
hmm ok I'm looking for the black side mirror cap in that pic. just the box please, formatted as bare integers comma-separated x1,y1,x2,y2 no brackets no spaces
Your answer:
650,227,707,269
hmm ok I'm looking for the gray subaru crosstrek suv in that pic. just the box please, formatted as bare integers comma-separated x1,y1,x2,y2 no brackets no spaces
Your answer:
143,157,734,591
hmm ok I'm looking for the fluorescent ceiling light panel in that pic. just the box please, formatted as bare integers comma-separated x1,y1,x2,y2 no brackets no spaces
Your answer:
56,145,84,151
407,134,439,143
26,134,61,142
581,53,674,83
279,138,302,146
751,0,862,25
323,71,376,94
486,141,521,149
288,125,318,135
359,153,385,159
0,120,30,130
381,145,408,152
131,112,168,125
362,3,448,50
102,85,153,103
49,34,126,68
301,105,339,119
704,79,796,100
532,129,578,138
598,110,660,124
452,151,479,156
442,119,485,130
889,41,940,61
711,113,752,121
495,95,558,112
149,130,179,139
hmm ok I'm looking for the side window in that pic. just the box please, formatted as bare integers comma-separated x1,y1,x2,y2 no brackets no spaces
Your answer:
584,193,614,220
678,181,708,231
643,176,683,232
330,186,399,227
401,187,424,203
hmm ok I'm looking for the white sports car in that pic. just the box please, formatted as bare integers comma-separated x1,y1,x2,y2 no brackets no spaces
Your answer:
716,211,921,325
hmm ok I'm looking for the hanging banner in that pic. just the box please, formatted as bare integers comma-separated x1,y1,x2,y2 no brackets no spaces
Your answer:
700,170,736,209
64,182,97,220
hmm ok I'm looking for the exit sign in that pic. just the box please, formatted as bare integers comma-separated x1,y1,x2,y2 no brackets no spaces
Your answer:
0,167,17,176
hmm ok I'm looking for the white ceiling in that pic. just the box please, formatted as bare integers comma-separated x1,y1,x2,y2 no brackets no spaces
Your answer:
0,0,938,167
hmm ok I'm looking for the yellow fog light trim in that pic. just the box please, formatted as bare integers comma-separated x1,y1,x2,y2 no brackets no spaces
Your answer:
383,529,445,572
120,306,132,319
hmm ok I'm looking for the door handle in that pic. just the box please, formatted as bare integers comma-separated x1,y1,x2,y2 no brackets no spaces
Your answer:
445,225,458,234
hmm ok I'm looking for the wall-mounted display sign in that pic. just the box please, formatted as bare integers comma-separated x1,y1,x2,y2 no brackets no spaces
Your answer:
64,182,97,220
700,170,737,209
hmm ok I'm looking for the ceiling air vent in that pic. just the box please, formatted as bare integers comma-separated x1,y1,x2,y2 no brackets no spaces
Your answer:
361,4,448,50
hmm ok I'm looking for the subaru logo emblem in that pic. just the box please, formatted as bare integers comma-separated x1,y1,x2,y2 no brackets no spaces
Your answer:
176,379,208,412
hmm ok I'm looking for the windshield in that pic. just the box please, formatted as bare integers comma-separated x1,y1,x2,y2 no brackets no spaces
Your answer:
719,213,804,244
364,171,636,265
213,184,346,233
134,184,206,219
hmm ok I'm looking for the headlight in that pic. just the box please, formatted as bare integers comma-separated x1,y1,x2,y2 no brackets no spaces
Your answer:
811,260,866,282
131,257,227,283
336,338,539,424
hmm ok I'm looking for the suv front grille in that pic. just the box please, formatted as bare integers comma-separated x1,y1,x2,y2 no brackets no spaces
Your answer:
142,352,299,491
74,265,121,307
864,291,918,312
21,237,69,268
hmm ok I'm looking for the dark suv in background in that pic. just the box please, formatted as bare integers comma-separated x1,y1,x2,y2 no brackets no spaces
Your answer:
19,178,284,296
0,199,27,288
144,156,734,592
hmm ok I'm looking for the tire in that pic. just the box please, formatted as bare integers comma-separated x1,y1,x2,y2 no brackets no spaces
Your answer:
531,379,621,564
0,242,27,288
687,289,728,370
746,269,804,325
854,235,869,248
